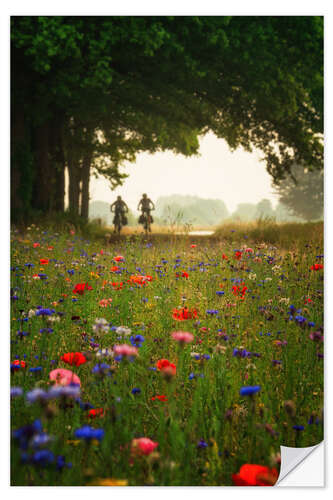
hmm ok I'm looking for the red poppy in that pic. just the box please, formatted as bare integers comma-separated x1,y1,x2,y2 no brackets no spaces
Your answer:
110,266,119,272
111,282,123,290
33,242,40,248
232,464,279,486
234,251,243,260
40,259,49,265
114,255,125,262
175,271,189,279
232,284,247,299
151,394,168,402
191,244,197,248
310,263,323,271
156,359,176,376
222,253,228,260
60,352,87,367
72,283,93,295
87,408,105,418
172,307,198,321
128,275,152,286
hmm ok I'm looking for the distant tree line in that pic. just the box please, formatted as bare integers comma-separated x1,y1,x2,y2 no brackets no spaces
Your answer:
89,188,323,228
11,16,323,223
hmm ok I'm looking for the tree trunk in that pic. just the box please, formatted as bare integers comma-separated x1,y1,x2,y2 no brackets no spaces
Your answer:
49,116,65,212
68,151,81,215
32,122,52,212
80,153,91,220
11,106,25,217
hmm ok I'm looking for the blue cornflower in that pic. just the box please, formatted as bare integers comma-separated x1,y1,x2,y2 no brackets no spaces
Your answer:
13,420,43,450
39,328,54,334
295,315,307,324
197,439,208,449
206,309,219,315
36,308,54,316
131,387,141,395
11,387,23,398
67,269,75,275
130,335,145,348
216,291,225,296
233,348,249,358
239,385,261,396
75,398,94,411
31,449,55,467
74,425,104,442
92,363,110,375
293,425,305,431
289,305,296,315
29,367,42,373
17,330,29,338
26,388,48,403
56,455,72,470
38,274,48,280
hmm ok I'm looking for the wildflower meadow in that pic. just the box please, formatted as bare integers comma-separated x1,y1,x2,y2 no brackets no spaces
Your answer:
10,225,323,486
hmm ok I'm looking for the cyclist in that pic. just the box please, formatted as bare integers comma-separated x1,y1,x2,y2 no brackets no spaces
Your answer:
137,194,155,232
110,196,129,231
137,193,155,217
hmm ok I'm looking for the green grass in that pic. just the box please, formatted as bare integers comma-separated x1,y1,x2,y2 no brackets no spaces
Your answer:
10,223,323,486
214,219,323,249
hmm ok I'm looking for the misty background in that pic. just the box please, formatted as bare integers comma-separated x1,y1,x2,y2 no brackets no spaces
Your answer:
86,134,322,228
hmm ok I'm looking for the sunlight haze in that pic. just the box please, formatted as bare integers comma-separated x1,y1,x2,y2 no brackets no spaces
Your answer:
90,132,279,214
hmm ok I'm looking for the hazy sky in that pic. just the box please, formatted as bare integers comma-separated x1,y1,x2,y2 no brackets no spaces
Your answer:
90,132,279,213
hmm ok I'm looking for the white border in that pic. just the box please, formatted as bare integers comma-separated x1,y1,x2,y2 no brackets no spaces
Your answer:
1,1,331,497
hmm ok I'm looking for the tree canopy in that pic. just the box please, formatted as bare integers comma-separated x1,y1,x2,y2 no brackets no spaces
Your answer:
11,16,323,221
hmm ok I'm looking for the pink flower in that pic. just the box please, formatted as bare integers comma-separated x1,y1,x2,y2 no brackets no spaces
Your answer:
171,331,194,344
99,298,113,307
49,368,81,386
113,344,138,358
131,437,158,456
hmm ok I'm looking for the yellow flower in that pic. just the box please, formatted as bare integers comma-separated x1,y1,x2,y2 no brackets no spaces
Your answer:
66,440,81,446
87,478,128,486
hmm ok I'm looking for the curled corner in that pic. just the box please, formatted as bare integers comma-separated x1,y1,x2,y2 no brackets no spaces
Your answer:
276,441,324,486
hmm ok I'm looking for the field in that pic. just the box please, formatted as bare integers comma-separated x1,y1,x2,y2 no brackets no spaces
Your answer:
10,223,324,486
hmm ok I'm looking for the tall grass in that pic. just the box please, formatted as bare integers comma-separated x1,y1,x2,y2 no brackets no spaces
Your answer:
214,219,323,249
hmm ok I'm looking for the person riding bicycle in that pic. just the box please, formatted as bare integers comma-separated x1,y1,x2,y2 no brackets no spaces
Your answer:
137,193,155,221
137,194,155,232
110,196,129,226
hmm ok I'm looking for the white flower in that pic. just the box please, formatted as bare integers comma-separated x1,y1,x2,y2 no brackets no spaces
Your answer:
115,326,131,336
96,348,114,358
279,297,290,305
248,273,257,281
47,315,60,323
92,318,109,334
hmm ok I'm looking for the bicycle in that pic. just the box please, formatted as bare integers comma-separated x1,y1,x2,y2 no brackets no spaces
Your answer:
139,209,154,234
